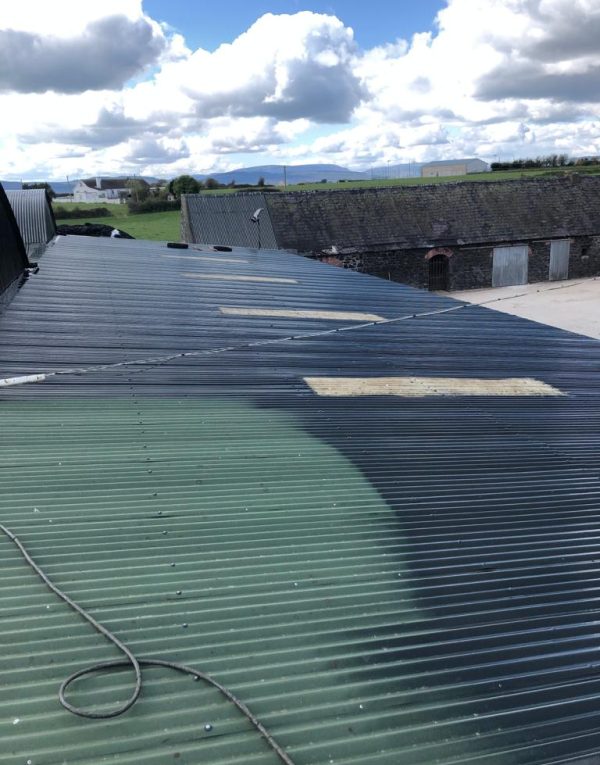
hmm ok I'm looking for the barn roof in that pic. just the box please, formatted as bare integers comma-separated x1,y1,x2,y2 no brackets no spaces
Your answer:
266,175,600,253
0,183,29,298
1,234,600,765
6,188,57,254
181,192,278,249
79,178,149,191
420,158,487,167
183,175,600,254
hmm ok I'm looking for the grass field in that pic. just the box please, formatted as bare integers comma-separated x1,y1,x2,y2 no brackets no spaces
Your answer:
280,165,600,191
54,203,180,241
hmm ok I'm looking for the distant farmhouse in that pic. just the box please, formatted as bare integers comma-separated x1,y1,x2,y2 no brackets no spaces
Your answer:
182,175,600,291
73,177,149,204
420,158,489,177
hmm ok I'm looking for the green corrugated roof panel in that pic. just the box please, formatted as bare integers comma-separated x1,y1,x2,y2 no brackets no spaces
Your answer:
3,399,418,765
2,236,600,764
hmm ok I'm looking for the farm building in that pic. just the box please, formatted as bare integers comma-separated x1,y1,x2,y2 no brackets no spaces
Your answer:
2,231,600,764
6,188,56,256
183,175,600,291
73,177,149,204
0,183,30,299
420,158,489,177
181,192,278,249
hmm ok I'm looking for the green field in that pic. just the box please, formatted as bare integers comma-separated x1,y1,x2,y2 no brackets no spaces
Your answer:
281,165,600,191
54,203,180,241
195,165,600,194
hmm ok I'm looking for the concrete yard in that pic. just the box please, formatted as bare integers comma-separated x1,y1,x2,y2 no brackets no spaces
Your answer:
448,276,600,340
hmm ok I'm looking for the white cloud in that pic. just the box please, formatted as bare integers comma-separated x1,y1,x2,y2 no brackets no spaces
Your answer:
164,12,366,123
0,1,167,94
1,1,600,180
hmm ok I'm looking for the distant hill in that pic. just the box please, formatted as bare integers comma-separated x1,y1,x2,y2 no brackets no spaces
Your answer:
194,164,369,186
2,165,427,195
194,163,425,186
1,177,162,195
1,179,75,194
0,180,24,190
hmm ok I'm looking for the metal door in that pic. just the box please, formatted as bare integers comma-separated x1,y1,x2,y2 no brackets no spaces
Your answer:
492,245,528,287
428,254,449,291
549,239,570,281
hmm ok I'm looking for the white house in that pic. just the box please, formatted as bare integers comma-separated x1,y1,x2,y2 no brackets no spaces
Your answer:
73,177,148,204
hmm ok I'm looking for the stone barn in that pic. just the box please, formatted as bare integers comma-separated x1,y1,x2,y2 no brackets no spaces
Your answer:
182,175,600,291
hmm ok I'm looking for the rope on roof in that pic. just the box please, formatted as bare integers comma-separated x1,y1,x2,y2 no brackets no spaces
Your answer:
0,277,594,388
0,523,296,765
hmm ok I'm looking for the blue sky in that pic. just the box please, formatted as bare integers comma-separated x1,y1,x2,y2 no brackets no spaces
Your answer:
143,1,446,51
1,0,599,180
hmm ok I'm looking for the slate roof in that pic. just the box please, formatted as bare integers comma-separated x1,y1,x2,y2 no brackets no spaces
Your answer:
2,235,600,764
182,175,600,254
265,175,600,253
79,178,149,191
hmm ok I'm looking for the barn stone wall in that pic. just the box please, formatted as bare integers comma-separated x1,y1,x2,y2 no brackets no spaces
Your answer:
314,234,600,291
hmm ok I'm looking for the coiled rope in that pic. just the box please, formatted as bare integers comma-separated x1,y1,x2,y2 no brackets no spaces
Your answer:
0,523,295,765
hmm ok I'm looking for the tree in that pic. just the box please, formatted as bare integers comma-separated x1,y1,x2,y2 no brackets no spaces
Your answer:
125,179,150,203
23,181,56,199
204,177,220,190
170,174,201,197
257,176,265,187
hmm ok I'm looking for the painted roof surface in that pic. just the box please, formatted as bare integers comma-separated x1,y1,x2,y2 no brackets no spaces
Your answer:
5,189,57,251
1,235,600,764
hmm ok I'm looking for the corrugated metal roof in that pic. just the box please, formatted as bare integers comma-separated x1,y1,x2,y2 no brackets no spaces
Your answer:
182,194,279,249
5,189,56,254
2,235,600,764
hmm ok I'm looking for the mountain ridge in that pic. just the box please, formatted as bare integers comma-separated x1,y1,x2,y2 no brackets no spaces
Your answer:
1,162,424,193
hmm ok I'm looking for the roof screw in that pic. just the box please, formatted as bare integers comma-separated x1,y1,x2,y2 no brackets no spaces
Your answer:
182,623,188,628
162,531,168,535
158,511,163,516
176,590,182,595
204,723,213,732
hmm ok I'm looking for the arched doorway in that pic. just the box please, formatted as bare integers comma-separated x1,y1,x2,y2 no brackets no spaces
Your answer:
428,253,449,291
